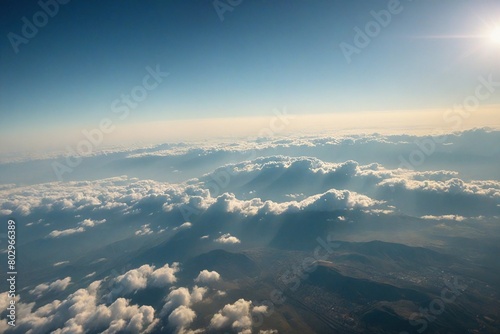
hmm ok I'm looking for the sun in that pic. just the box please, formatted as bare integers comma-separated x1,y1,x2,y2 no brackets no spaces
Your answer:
489,26,500,44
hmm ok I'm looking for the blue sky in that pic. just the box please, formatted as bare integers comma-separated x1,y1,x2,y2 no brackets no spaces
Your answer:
1,0,499,148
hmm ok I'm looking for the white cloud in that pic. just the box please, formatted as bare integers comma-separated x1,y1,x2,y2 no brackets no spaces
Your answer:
114,265,152,294
84,272,96,278
47,227,85,238
92,257,107,264
216,290,227,297
173,222,192,231
135,224,153,236
0,176,182,217
194,270,221,284
7,264,188,333
53,261,69,267
168,305,196,334
110,263,179,297
29,277,72,298
252,305,269,314
2,130,500,219
80,218,106,227
421,215,466,221
26,214,103,239
161,286,208,317
150,263,180,287
214,233,241,244
210,298,266,334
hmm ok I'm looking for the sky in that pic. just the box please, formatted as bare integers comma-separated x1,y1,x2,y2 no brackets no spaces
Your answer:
1,0,499,154
1,3,500,332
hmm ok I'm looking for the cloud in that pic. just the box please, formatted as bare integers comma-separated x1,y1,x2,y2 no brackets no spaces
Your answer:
4,155,498,227
285,188,380,212
420,215,466,221
216,290,227,297
195,155,499,217
209,298,267,334
53,261,69,267
0,209,12,215
194,270,221,284
168,305,196,334
0,176,180,217
173,222,192,231
29,277,72,298
214,233,241,244
150,263,180,287
80,218,106,227
7,264,189,333
45,218,107,238
47,227,85,238
1,134,499,252
161,286,208,316
114,265,153,295
84,272,96,278
204,188,381,218
110,263,179,297
135,224,153,236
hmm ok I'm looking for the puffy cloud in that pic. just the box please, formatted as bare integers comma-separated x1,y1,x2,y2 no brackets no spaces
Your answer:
114,265,153,295
4,153,498,222
1,136,499,257
194,270,221,284
209,299,266,334
2,129,499,214
29,277,72,298
376,177,500,216
196,155,499,217
168,305,196,334
161,288,191,315
135,224,153,236
215,233,241,244
162,186,215,215
286,189,380,212
210,299,252,332
0,176,182,217
80,218,106,227
110,263,179,297
9,280,159,334
161,286,208,316
150,263,180,287
216,290,227,297
202,188,381,218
